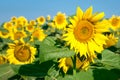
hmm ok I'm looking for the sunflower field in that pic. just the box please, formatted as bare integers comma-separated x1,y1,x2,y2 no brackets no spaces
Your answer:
0,6,120,80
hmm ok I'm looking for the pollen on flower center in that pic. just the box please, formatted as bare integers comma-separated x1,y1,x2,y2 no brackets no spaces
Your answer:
14,45,31,62
74,20,94,42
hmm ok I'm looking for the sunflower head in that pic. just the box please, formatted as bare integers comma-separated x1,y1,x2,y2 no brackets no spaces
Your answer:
29,20,36,26
10,29,27,41
0,55,7,64
3,22,13,31
46,15,51,21
31,27,46,41
58,57,73,73
15,16,28,27
11,16,17,23
109,15,120,31
63,6,109,57
53,12,67,29
104,34,118,48
58,54,96,73
7,41,36,64
26,24,35,32
36,16,46,25
0,30,10,38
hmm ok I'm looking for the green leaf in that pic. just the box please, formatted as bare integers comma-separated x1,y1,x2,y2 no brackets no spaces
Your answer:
39,42,75,62
101,49,120,69
0,64,16,80
57,68,120,80
92,68,120,80
57,69,94,80
42,36,56,46
11,60,54,77
45,65,59,80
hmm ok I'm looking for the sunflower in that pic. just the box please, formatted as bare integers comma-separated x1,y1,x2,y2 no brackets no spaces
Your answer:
17,16,28,26
46,15,51,21
0,54,7,64
26,24,35,32
53,12,67,29
11,16,17,23
63,6,109,57
31,27,46,41
3,22,13,31
109,15,120,31
104,34,118,48
29,20,36,26
6,41,36,64
0,30,10,38
36,16,46,25
58,57,73,73
58,54,96,73
10,28,27,41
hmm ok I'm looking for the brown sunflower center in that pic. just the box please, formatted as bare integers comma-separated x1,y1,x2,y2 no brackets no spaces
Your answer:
74,20,94,42
1,32,8,36
14,32,25,40
65,58,73,67
32,30,40,38
111,18,120,26
27,25,34,30
0,56,6,64
14,45,31,62
39,17,44,23
56,15,64,24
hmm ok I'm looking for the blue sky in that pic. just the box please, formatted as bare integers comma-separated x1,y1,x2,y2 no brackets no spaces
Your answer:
0,0,120,24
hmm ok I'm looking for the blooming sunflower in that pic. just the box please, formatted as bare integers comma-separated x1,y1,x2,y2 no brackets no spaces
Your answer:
58,53,96,73
29,20,36,26
46,15,51,21
26,24,35,33
109,15,120,31
16,16,28,26
104,34,118,48
53,12,67,29
63,6,109,57
11,16,17,23
3,22,13,31
36,16,46,25
10,28,27,41
0,30,10,38
6,41,36,64
58,57,73,73
0,54,7,64
31,27,46,41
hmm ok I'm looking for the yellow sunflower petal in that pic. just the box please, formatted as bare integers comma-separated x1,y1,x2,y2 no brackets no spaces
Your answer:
76,7,83,20
91,12,104,22
83,6,93,19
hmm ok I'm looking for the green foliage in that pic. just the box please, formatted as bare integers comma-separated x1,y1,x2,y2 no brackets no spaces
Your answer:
0,64,16,80
100,49,120,69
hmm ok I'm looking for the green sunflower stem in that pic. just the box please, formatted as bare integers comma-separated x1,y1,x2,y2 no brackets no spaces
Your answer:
73,55,76,75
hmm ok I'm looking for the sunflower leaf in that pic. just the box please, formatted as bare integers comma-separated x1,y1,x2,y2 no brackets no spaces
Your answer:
42,36,56,46
39,42,75,62
0,64,16,80
100,49,120,69
11,60,54,77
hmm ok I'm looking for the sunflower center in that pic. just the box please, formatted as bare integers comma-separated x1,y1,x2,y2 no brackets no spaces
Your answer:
74,20,94,42
32,30,40,38
14,32,24,40
0,56,6,64
112,18,120,26
14,45,31,62
27,25,34,30
56,15,64,24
